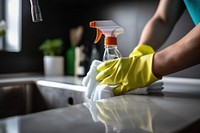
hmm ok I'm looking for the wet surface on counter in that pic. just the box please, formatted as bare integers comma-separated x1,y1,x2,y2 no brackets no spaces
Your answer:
1,76,200,133
1,95,200,133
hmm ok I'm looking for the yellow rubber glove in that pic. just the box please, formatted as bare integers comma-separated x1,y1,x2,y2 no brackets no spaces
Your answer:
129,44,154,57
96,54,160,95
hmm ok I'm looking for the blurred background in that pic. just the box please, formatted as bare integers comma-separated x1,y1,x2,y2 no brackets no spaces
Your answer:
0,0,199,78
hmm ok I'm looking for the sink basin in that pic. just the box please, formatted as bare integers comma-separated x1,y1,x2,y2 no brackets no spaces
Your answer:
0,80,87,119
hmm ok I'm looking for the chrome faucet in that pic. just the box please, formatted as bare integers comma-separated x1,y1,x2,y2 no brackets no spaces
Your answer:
29,0,43,22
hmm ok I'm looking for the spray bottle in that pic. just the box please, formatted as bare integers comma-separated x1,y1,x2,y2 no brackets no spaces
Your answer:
90,20,124,61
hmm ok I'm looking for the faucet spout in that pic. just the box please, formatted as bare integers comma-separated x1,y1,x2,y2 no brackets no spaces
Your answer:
29,0,43,22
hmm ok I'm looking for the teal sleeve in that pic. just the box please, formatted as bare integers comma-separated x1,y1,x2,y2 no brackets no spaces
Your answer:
184,0,200,25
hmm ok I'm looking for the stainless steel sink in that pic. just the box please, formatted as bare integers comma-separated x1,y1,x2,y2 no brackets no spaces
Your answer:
0,80,87,119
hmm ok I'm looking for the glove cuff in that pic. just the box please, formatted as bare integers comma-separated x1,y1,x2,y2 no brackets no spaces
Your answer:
145,53,161,83
138,53,161,87
129,44,155,57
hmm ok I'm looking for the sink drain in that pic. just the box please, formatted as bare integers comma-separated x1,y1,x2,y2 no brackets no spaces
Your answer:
68,97,74,105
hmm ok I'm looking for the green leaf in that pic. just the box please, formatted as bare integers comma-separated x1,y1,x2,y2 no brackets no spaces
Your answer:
39,38,63,56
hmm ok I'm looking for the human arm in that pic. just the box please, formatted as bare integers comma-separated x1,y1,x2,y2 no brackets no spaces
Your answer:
133,0,200,77
153,23,200,77
95,0,200,95
138,0,185,50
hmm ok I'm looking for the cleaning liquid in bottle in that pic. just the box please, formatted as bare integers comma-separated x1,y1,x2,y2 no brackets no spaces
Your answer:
103,45,122,61
89,20,124,61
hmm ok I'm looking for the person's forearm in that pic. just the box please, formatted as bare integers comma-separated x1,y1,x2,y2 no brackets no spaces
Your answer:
153,24,200,77
138,0,185,50
138,17,174,50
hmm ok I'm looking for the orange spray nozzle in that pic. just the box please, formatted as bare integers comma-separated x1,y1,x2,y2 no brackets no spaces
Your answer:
90,21,102,44
90,20,124,45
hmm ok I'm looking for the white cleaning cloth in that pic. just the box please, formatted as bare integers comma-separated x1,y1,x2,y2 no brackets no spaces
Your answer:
82,60,163,101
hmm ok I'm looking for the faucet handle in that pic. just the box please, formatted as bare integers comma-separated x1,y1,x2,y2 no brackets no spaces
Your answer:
29,0,43,22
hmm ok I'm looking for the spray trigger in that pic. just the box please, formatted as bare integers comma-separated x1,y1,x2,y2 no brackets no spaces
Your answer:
94,29,102,44
90,20,124,46
90,21,102,44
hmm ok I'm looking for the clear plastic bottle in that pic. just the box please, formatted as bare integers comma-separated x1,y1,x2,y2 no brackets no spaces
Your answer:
89,20,124,61
90,45,100,62
103,45,122,61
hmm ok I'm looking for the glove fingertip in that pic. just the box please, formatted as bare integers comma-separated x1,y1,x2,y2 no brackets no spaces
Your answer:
95,74,101,81
96,65,102,72
99,81,106,85
97,59,117,71
96,71,107,82
113,86,123,96
96,62,107,71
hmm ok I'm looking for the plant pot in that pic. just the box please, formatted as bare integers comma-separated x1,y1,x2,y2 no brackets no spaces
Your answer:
43,56,64,76
0,37,2,49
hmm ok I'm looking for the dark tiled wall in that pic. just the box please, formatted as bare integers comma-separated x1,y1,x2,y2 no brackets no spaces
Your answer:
0,0,199,78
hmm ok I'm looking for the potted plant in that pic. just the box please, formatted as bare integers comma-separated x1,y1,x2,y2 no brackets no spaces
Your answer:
0,20,6,36
0,20,6,47
39,38,64,76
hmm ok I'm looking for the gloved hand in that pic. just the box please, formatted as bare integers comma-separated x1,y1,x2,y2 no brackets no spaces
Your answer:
129,44,154,57
96,53,160,95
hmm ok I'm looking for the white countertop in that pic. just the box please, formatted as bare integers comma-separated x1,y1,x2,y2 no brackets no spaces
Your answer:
0,75,82,86
0,76,200,133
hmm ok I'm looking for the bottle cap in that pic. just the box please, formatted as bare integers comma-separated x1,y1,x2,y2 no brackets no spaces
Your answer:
105,37,117,46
